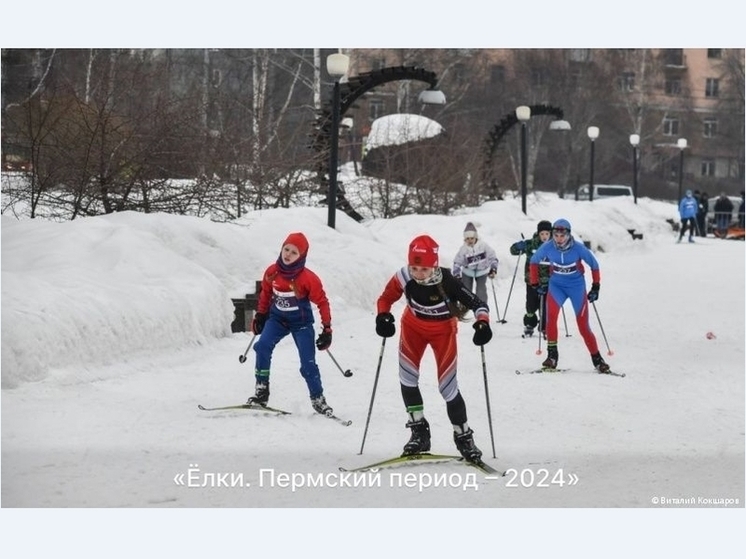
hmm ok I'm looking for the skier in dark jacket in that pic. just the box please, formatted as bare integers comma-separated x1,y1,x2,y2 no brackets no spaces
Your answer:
375,234,493,463
509,220,552,337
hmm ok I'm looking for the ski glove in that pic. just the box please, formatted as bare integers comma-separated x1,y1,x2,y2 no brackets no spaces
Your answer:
587,282,600,303
251,312,267,335
531,283,547,296
472,320,493,346
375,312,396,338
488,268,497,279
510,240,527,255
315,324,332,351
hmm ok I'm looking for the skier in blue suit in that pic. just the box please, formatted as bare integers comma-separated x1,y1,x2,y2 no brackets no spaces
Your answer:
677,189,699,243
528,218,610,373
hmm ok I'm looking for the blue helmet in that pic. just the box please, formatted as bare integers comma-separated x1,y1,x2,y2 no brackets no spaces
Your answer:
552,218,572,233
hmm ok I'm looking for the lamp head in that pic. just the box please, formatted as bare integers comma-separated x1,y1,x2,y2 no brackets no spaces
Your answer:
629,134,640,146
515,105,531,122
419,88,446,105
326,53,350,79
677,138,688,150
587,126,600,140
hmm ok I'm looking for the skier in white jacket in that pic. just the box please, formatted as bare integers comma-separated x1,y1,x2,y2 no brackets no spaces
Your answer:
451,222,499,305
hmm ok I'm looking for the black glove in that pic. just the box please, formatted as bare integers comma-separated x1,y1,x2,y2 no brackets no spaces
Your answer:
251,312,267,335
375,312,396,338
588,282,600,303
315,323,332,351
472,320,493,346
531,283,547,296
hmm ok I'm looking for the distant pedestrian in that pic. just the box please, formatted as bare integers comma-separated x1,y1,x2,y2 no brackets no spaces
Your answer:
451,222,499,305
697,191,709,237
677,190,698,243
713,192,734,238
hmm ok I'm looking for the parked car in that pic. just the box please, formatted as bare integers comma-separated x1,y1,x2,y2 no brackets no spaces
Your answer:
576,184,633,201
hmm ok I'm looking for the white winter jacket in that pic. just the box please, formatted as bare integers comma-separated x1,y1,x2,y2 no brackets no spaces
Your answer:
452,240,499,278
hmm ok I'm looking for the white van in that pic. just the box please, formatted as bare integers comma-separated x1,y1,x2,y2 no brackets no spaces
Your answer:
576,184,633,201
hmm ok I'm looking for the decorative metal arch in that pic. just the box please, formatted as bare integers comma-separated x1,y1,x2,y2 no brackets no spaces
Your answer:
310,66,442,222
481,104,566,194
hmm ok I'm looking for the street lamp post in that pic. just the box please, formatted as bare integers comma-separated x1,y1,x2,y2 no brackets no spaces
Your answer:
516,105,531,215
587,126,599,202
326,53,350,229
630,134,640,204
677,138,687,202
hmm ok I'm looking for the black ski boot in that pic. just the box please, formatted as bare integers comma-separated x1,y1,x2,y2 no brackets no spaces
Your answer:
247,381,269,406
523,313,538,337
591,352,611,374
311,394,333,415
454,427,482,462
402,418,431,456
542,345,558,370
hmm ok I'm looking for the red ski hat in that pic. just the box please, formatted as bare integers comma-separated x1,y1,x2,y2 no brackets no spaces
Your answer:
408,235,439,267
282,232,309,256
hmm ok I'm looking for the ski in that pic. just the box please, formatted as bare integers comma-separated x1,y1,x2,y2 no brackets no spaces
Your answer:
515,368,570,375
319,412,352,427
197,403,291,415
339,453,462,472
515,368,625,378
458,457,505,476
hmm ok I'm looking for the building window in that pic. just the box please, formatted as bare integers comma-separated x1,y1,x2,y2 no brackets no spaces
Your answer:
701,159,716,177
618,72,635,92
369,99,384,121
662,117,679,136
707,49,722,59
664,49,684,66
665,78,681,95
705,78,720,98
703,118,718,138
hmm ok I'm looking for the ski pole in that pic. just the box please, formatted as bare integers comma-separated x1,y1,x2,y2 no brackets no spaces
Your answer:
359,338,387,455
238,334,257,363
325,349,353,378
592,302,614,356
480,345,497,459
489,277,502,323
500,252,521,324
535,294,544,356
561,305,571,337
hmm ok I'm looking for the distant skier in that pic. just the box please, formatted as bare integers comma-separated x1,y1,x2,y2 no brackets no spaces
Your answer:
677,189,699,243
451,221,499,305
248,232,334,415
528,219,610,373
375,234,493,463
509,219,552,337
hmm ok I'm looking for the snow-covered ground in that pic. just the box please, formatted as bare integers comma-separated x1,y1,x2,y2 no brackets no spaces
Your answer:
2,193,744,555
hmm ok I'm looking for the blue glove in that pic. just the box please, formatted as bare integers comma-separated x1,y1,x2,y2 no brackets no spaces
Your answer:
588,283,600,302
510,240,527,255
532,284,547,296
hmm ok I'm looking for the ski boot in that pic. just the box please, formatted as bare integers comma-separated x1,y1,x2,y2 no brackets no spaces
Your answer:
247,381,270,406
523,313,538,337
453,426,483,463
311,394,333,416
591,352,611,374
542,344,558,370
402,418,431,456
